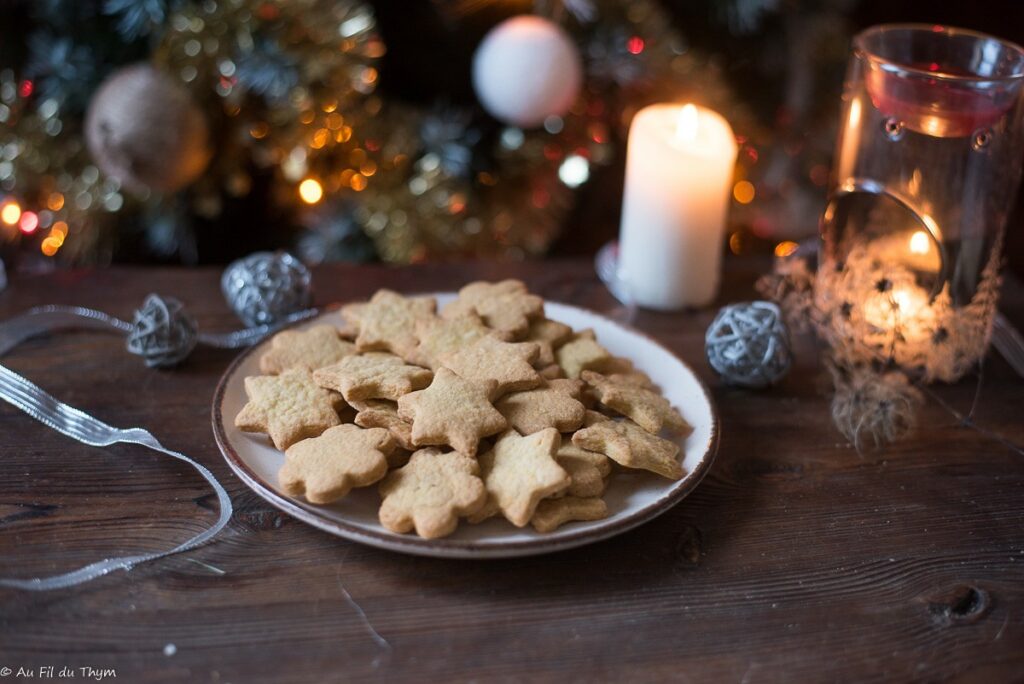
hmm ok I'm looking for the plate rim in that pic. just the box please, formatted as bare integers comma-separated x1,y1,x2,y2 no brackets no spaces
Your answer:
211,297,720,558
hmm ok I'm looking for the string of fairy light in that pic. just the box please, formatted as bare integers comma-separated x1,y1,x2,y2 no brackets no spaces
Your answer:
0,0,827,264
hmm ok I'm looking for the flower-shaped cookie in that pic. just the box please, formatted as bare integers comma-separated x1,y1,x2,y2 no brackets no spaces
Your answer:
378,448,487,539
279,424,396,504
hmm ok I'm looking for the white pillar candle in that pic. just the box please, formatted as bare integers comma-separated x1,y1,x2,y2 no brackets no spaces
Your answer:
618,103,738,310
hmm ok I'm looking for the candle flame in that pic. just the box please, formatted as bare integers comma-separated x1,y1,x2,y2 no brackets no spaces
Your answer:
909,230,930,255
892,288,916,313
674,104,699,145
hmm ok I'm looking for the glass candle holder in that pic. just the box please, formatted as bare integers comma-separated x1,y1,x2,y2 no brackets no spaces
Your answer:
818,24,1024,381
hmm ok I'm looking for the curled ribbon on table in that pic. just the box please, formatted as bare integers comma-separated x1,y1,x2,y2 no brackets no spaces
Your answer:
0,292,317,590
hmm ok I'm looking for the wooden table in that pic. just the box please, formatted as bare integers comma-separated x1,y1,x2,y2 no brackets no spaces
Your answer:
1,258,1022,683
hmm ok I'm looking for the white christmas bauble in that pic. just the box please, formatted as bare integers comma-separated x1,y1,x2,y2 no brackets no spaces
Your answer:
472,15,583,128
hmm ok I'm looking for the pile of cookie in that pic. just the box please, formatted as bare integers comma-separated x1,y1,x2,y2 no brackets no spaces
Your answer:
235,280,689,540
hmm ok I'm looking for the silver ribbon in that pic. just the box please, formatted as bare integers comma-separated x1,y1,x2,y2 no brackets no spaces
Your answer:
0,303,314,591
0,303,317,357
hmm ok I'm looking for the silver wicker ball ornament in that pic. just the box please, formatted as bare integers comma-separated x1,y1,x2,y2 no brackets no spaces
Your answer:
126,294,198,368
705,301,792,388
221,252,313,327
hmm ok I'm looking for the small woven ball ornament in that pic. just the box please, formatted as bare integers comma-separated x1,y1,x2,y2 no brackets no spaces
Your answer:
705,301,792,388
126,294,198,368
85,64,211,195
472,15,582,128
221,252,313,327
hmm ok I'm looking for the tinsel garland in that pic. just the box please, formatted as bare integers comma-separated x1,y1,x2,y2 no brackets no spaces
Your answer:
0,0,757,265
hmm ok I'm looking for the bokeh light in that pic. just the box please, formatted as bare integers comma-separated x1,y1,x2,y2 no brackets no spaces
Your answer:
299,178,323,204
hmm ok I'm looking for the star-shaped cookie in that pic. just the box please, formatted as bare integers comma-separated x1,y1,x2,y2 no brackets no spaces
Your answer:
342,290,436,357
397,368,507,456
524,318,573,366
596,357,655,388
406,312,506,369
378,448,487,539
581,371,688,434
441,279,544,336
278,424,396,504
234,368,344,450
494,379,585,434
440,335,541,398
555,330,612,379
477,429,570,527
531,496,609,533
572,419,684,480
313,352,433,402
555,442,610,498
351,398,416,452
258,325,356,375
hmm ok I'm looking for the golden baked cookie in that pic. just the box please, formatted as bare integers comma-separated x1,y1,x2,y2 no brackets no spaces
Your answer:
351,398,417,453
397,367,507,457
235,368,344,450
378,448,487,539
531,496,609,533
439,335,541,399
441,279,544,336
314,352,432,402
555,329,612,379
572,418,684,480
278,424,396,504
477,429,570,527
342,289,436,357
407,312,505,369
524,317,574,366
555,442,610,498
581,371,688,434
258,325,356,374
494,379,586,435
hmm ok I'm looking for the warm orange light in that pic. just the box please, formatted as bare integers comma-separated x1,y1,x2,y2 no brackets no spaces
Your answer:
51,221,68,237
349,173,367,192
1,200,21,226
774,240,799,257
41,235,62,256
909,230,930,255
674,104,699,146
733,180,755,204
298,178,323,204
311,129,330,149
47,193,65,211
728,231,743,255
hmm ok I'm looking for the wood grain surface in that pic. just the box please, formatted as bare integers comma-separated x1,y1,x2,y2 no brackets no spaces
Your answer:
0,258,1022,683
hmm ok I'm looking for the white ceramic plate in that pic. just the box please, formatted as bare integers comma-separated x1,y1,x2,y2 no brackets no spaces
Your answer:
212,295,718,558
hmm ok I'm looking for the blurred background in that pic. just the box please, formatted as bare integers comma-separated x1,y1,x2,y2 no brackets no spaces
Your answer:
0,0,1021,276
